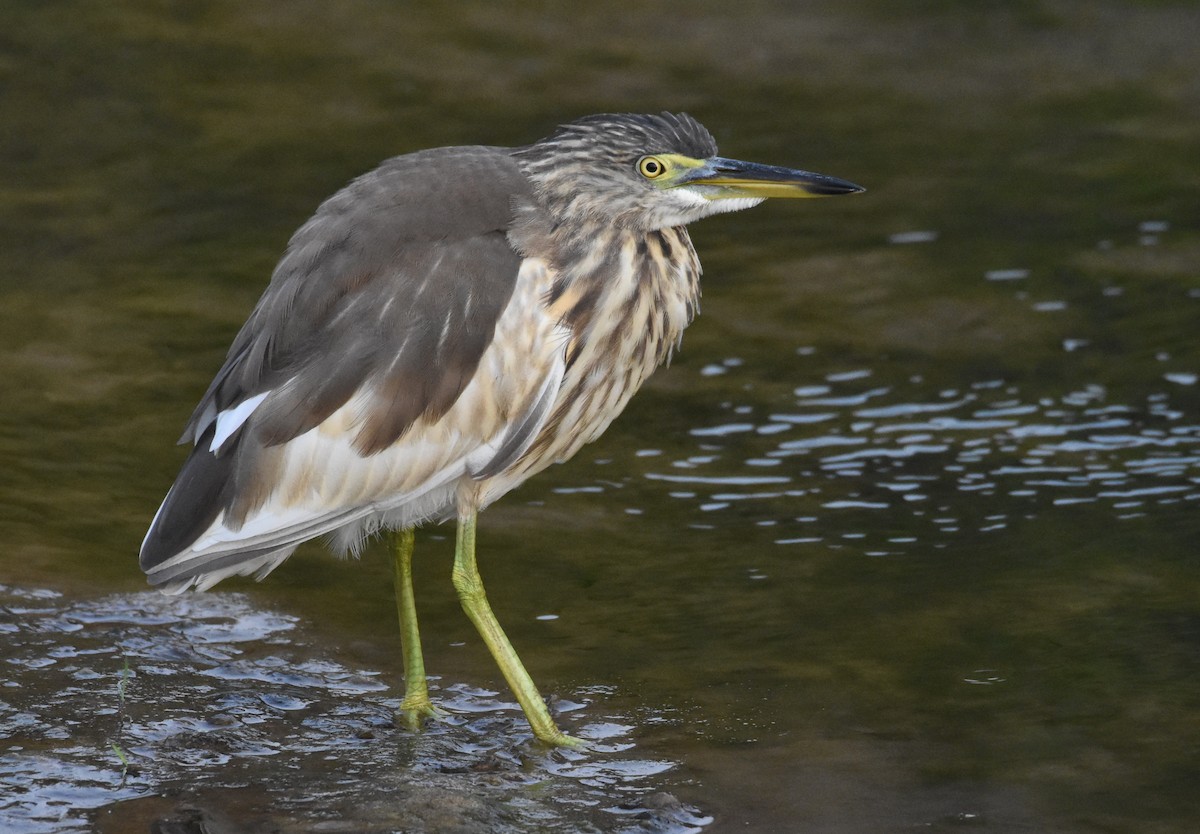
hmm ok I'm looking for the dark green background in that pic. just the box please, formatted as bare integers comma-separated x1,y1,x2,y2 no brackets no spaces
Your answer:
1,2,1197,831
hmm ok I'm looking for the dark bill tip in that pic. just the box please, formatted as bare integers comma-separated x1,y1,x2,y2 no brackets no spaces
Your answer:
686,157,865,199
804,175,866,196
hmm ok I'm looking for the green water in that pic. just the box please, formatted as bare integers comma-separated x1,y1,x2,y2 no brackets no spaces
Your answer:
2,2,1198,831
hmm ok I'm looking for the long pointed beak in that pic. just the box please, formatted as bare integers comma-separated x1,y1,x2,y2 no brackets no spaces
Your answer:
681,157,865,199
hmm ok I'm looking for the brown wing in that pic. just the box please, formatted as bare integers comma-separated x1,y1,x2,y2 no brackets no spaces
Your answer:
143,146,531,571
182,145,531,454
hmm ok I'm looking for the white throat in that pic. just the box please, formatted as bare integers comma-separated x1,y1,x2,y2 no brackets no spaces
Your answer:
648,186,765,229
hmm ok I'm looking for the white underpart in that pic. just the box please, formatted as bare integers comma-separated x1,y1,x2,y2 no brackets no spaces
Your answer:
146,257,569,592
209,391,270,452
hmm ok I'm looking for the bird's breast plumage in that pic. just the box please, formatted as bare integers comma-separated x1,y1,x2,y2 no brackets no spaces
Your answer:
478,224,701,501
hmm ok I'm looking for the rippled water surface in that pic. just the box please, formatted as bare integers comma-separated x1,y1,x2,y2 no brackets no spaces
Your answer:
2,587,708,832
2,2,1198,832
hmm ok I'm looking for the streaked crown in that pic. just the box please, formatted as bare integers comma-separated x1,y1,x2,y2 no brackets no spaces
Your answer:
513,112,720,230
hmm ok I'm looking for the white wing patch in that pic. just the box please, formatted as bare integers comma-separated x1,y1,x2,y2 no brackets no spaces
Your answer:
208,391,270,452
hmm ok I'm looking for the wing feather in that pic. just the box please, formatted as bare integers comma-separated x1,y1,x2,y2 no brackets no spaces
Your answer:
180,146,531,450
143,146,536,576
143,279,570,592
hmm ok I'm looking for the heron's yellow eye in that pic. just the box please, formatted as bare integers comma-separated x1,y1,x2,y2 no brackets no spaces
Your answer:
637,156,667,179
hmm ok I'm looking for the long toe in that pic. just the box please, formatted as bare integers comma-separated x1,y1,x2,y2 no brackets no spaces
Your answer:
535,727,588,749
397,697,445,732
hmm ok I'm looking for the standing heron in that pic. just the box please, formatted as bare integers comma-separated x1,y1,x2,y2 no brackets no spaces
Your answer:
140,112,862,747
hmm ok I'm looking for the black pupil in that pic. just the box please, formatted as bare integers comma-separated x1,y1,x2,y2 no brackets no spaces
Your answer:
644,160,660,175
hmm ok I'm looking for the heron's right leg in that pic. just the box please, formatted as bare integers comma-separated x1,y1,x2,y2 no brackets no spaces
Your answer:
451,510,582,748
392,528,440,729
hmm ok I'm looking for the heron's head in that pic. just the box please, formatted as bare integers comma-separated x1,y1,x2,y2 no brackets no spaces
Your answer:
514,112,863,231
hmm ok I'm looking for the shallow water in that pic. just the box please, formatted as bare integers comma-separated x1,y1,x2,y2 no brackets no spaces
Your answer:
2,1,1199,832
2,587,710,833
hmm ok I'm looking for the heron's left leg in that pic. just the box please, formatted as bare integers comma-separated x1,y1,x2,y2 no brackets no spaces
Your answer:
451,510,582,748
391,528,440,728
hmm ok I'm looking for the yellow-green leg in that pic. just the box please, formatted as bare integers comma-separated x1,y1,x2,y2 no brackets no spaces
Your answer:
451,510,583,748
392,528,440,729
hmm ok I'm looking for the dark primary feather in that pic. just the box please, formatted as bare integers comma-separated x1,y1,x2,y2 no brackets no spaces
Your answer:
141,423,231,565
142,146,530,571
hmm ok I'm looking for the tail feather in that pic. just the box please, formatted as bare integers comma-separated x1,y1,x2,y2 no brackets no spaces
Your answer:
151,546,298,594
142,501,365,591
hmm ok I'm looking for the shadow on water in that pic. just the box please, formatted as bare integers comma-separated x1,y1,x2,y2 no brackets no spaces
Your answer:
2,1,1200,832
